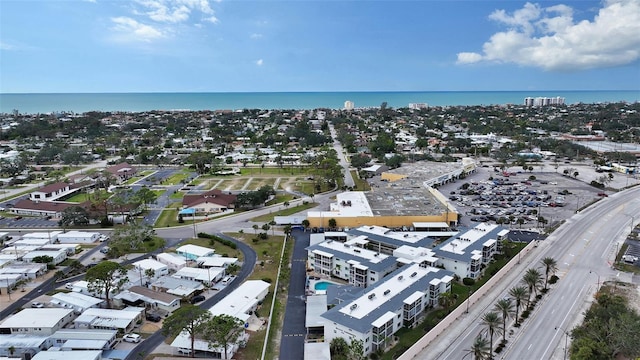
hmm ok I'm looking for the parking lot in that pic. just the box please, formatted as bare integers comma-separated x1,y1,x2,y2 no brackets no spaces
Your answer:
439,165,608,231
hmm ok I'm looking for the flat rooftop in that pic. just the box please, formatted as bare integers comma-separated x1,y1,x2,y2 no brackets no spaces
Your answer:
365,179,446,216
381,160,466,180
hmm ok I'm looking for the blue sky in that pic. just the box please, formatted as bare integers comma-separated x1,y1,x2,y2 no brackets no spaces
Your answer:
1,0,639,93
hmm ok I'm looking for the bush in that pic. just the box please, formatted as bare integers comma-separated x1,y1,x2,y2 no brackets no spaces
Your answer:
198,232,237,249
462,277,475,286
522,310,530,319
549,275,559,284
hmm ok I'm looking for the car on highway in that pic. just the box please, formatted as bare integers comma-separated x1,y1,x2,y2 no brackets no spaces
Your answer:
31,302,44,308
122,333,141,343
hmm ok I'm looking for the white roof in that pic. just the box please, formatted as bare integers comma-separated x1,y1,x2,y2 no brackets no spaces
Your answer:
57,231,99,239
317,238,389,264
133,258,168,271
156,253,187,266
0,334,50,348
305,295,328,328
208,280,270,323
74,307,143,329
50,292,104,309
371,311,397,328
197,256,238,267
0,308,74,329
339,264,440,320
308,191,373,218
176,244,215,257
403,291,425,305
32,350,102,360
50,329,117,341
304,342,331,360
173,267,222,282
22,231,63,240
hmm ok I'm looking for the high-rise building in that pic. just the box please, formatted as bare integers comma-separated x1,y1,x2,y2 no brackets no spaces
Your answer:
344,100,354,110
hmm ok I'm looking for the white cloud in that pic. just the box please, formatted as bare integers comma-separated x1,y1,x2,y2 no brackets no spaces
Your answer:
134,0,217,24
0,42,15,51
457,0,640,71
256,59,264,66
250,33,263,39
111,16,165,42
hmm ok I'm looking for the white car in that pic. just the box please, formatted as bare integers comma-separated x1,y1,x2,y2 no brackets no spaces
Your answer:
65,282,75,290
178,348,192,355
122,334,141,343
31,302,44,308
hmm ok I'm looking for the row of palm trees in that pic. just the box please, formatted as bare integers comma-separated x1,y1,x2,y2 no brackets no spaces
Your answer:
465,257,558,359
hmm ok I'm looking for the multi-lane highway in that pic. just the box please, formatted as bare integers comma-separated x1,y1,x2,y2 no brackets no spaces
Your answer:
409,186,640,360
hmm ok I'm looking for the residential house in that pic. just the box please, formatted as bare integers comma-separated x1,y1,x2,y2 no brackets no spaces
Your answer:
73,307,144,333
155,253,187,271
49,329,118,350
114,286,180,315
181,189,236,216
0,308,76,335
49,292,105,313
105,162,137,183
150,275,204,298
0,334,51,358
175,244,215,261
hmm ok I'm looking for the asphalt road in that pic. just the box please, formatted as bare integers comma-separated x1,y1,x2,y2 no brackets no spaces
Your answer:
329,123,355,188
279,229,311,360
410,185,640,360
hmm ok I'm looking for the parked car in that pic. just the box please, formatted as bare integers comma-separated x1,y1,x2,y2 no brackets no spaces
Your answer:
100,247,110,254
14,216,22,221
31,302,44,308
178,348,192,355
190,295,205,304
122,333,141,343
146,313,162,322
65,283,75,290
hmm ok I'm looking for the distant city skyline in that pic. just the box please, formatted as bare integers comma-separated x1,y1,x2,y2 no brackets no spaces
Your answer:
1,0,639,93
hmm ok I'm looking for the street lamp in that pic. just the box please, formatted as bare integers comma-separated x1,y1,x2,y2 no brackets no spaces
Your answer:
555,326,571,360
590,270,600,288
465,288,473,314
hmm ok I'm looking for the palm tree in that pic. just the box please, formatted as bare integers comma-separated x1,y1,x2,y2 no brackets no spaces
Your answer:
463,335,491,360
541,257,558,290
480,312,502,359
522,268,543,306
494,298,515,343
509,286,528,325
438,291,457,313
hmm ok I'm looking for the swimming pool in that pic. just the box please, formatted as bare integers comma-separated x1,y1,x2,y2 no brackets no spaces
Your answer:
314,281,334,291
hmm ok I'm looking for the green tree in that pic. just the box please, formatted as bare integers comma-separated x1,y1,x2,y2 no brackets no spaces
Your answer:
200,314,244,359
522,268,543,306
85,261,128,308
509,286,528,325
110,220,156,252
438,291,457,313
135,186,158,209
464,335,491,360
494,298,515,343
350,154,371,170
330,337,349,360
59,205,90,228
226,263,240,276
162,305,211,358
301,219,310,230
328,218,337,230
347,338,366,360
480,311,502,359
31,255,54,264
541,257,558,290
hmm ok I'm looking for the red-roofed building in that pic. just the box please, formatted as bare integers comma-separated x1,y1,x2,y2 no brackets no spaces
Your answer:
105,162,137,183
29,182,76,202
182,189,236,215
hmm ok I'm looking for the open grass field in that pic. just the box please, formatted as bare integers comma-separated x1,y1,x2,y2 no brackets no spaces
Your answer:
240,166,310,176
163,171,191,185
64,189,110,203
351,170,371,191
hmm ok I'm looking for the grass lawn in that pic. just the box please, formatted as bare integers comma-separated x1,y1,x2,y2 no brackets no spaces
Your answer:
169,190,184,200
155,202,184,227
64,189,110,203
265,194,295,206
163,171,191,186
240,167,310,176
351,170,371,191
250,202,317,223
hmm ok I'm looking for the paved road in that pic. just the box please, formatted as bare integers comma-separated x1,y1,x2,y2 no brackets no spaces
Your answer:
409,185,640,360
279,230,311,360
328,123,355,188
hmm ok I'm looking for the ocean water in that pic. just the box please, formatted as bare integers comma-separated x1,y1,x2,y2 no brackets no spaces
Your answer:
0,90,638,115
